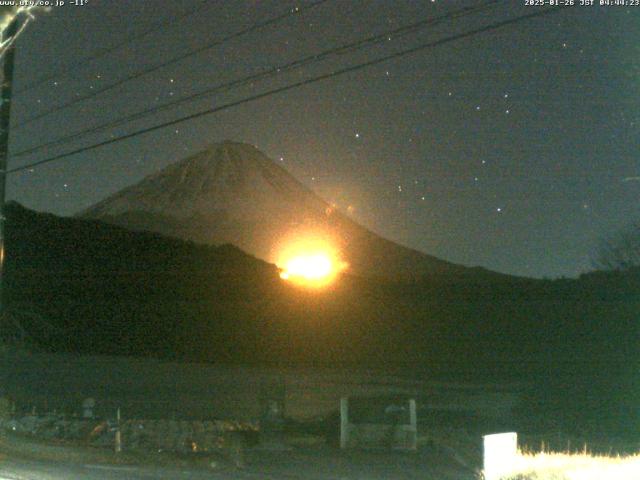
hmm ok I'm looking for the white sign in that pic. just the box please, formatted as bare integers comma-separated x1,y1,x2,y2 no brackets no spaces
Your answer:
483,432,518,480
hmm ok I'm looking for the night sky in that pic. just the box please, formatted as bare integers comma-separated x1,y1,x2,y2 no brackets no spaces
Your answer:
4,0,639,279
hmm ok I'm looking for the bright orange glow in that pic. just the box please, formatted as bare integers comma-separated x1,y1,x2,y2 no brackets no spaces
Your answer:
275,234,348,288
281,253,333,280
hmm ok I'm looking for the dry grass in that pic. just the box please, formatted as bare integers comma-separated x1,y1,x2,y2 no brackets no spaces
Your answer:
500,450,640,480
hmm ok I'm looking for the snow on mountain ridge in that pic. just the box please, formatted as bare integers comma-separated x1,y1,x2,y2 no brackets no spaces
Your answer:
84,141,328,222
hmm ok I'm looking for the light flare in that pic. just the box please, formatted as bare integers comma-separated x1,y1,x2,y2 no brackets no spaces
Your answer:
280,253,333,280
275,233,348,288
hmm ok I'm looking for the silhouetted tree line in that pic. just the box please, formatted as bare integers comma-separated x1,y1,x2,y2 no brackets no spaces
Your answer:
593,222,640,271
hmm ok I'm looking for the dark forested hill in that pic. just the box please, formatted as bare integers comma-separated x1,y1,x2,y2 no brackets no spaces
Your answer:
4,202,639,379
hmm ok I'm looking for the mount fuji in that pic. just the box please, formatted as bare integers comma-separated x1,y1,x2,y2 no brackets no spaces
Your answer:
82,141,486,279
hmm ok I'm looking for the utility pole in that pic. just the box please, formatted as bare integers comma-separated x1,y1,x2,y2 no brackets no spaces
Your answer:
0,16,19,315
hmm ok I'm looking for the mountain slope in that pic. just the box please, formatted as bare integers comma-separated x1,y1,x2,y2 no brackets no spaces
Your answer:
9,201,640,370
81,141,482,279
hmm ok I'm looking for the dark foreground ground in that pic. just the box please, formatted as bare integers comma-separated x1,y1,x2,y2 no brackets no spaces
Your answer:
0,444,476,480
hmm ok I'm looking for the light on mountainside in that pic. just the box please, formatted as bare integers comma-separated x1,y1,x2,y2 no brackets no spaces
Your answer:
276,235,348,288
280,253,333,281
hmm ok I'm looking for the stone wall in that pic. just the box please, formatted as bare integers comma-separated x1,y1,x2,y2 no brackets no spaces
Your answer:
1,414,257,454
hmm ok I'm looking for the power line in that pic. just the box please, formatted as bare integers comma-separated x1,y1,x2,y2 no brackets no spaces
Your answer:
15,0,213,95
8,6,567,175
11,0,500,160
14,0,331,129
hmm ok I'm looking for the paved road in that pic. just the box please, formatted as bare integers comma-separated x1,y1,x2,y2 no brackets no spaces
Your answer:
0,459,218,479
0,459,293,480
0,448,476,479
